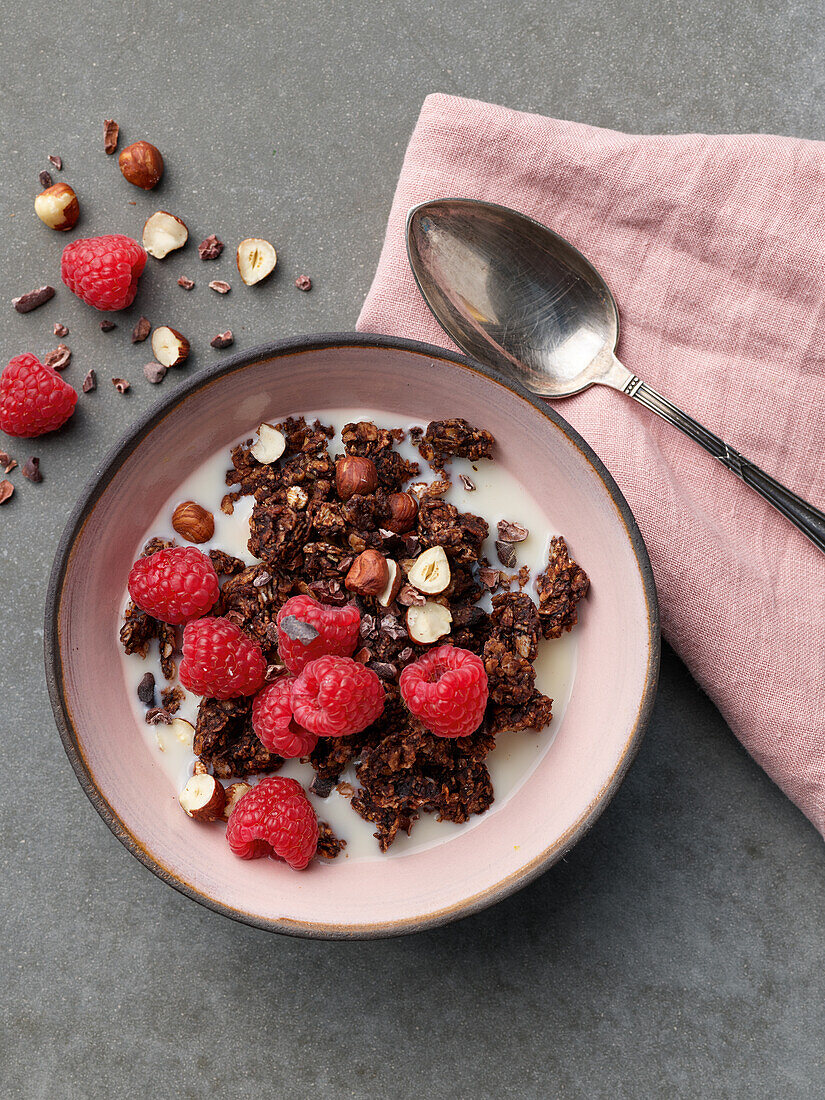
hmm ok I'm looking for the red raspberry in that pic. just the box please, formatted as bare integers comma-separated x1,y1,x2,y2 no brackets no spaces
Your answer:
127,546,219,625
251,677,318,758
276,594,360,674
226,777,318,869
61,234,147,311
179,617,266,699
0,354,77,438
291,655,384,737
399,645,488,738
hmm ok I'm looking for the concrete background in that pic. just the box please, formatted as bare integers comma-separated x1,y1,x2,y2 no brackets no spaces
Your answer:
2,1,824,1096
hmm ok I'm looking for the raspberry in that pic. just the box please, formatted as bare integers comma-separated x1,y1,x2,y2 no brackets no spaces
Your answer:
127,546,219,625
0,354,77,438
276,594,360,674
179,617,266,699
251,677,318,758
61,234,147,311
226,777,318,869
291,655,384,737
399,645,488,738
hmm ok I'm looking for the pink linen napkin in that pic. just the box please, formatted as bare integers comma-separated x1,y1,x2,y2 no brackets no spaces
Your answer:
357,93,825,835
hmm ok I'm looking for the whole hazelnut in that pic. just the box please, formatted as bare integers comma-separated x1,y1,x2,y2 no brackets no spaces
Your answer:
386,492,418,533
34,182,79,231
345,549,390,596
336,455,378,500
118,141,164,189
172,501,215,543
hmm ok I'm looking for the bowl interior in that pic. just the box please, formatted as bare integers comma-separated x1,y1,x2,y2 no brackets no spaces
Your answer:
48,337,658,937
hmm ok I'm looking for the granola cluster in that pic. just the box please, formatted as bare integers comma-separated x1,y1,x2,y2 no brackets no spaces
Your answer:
120,415,589,854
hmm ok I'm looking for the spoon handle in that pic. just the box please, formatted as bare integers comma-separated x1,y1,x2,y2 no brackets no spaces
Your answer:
623,376,825,553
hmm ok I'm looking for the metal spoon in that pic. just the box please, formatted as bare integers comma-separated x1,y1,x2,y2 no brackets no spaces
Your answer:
406,198,825,553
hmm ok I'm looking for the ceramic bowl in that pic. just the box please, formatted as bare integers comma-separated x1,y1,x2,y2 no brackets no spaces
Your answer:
46,333,659,938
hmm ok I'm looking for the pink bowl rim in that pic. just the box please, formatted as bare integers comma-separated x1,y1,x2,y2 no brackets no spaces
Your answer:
45,331,660,939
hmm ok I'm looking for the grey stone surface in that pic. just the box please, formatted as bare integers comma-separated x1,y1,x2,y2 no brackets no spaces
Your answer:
1,1,823,1097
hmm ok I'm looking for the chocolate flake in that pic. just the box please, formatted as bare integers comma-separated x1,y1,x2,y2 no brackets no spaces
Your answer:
21,457,42,483
82,369,97,393
12,286,55,314
112,377,130,394
100,320,116,332
459,474,476,491
137,672,156,706
279,615,319,644
210,330,233,349
39,170,53,189
131,316,150,343
44,344,71,371
497,520,529,543
48,154,62,170
177,275,195,290
103,118,119,154
0,480,13,504
208,280,231,294
294,275,312,291
198,234,224,260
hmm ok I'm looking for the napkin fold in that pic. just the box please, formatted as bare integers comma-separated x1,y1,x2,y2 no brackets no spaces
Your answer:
357,93,825,835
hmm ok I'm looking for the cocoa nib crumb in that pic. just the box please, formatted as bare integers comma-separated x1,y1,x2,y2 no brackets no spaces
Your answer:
279,615,319,644
177,275,195,290
208,280,231,294
535,536,590,639
497,520,529,543
82,369,97,393
12,285,55,313
43,344,71,371
198,234,224,260
21,457,42,483
48,154,62,170
53,322,69,337
161,686,185,714
39,170,53,189
210,330,233,349
143,362,167,384
0,450,10,467
131,316,150,343
418,419,495,465
316,821,346,860
459,473,476,491
145,707,173,725
496,541,517,568
112,377,130,394
103,118,119,155
294,275,312,291
3,460,15,474
0,480,14,505
99,320,116,332
137,672,156,706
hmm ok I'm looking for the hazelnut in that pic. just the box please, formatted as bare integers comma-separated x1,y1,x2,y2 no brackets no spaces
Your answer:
172,501,215,543
406,601,452,644
236,237,277,285
250,422,286,465
150,325,189,367
179,773,226,821
345,549,389,596
407,546,451,594
336,455,378,500
221,782,252,821
142,210,188,258
376,560,402,607
118,141,164,189
386,491,418,533
34,182,79,231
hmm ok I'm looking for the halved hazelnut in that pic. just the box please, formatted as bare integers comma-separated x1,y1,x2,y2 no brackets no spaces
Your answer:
151,326,190,367
118,141,164,189
179,772,226,821
377,560,402,607
172,500,214,543
221,781,252,821
236,237,277,285
250,422,286,464
385,492,418,533
406,601,452,644
142,210,188,258
345,549,389,596
336,455,378,500
407,546,450,594
34,182,79,231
